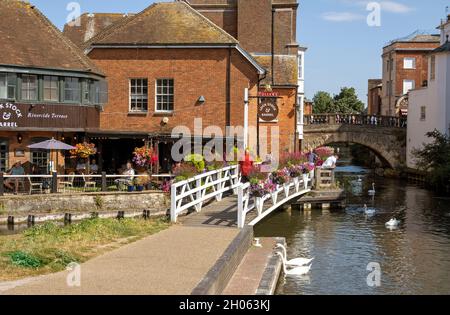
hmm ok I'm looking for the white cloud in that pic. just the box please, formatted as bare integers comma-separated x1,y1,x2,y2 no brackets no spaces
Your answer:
378,1,414,13
322,12,366,22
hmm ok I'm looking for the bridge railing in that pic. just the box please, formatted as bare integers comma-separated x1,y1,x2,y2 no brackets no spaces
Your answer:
304,114,407,128
170,165,241,223
237,174,312,229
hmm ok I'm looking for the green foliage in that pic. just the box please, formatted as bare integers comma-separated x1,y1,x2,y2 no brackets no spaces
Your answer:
184,154,206,172
173,163,198,182
413,130,450,189
313,87,364,114
333,87,364,114
6,251,44,269
94,196,104,210
313,91,335,114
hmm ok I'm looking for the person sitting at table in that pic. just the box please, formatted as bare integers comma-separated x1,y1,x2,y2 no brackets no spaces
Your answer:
4,161,26,194
90,159,99,174
115,162,135,189
76,159,87,174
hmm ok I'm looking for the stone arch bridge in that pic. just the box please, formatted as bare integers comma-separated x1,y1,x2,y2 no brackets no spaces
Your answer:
303,114,407,169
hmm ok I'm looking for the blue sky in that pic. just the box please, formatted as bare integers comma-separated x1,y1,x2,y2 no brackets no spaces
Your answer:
31,0,449,105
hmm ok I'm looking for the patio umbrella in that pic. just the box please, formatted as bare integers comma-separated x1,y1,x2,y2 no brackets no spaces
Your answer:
28,138,76,172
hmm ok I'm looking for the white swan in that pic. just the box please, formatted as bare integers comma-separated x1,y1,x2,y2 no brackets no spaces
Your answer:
368,183,376,196
275,244,314,266
363,204,376,215
386,218,400,227
276,252,311,276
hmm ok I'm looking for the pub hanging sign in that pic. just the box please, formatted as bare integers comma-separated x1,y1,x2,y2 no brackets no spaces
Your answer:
258,97,279,122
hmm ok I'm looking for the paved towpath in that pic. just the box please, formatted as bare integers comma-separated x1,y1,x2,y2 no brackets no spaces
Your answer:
1,225,238,295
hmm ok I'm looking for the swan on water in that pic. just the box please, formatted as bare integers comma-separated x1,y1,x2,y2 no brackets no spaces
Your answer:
363,204,376,215
368,183,376,196
275,244,314,266
276,252,311,276
386,218,400,227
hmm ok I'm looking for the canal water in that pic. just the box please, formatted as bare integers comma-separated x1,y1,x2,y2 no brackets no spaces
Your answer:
255,155,450,295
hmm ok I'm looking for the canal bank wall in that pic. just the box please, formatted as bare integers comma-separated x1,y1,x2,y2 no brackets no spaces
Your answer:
0,191,169,219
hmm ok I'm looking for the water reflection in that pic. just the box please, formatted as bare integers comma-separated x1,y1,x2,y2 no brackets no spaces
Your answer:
255,165,450,295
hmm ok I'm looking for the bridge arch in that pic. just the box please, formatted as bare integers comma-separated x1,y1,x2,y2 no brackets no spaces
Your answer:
303,123,406,169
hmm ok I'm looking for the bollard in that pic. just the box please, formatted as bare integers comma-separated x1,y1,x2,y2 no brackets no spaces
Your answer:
64,213,72,223
27,215,36,225
117,211,125,220
51,171,58,194
7,216,14,225
0,172,4,196
101,172,107,192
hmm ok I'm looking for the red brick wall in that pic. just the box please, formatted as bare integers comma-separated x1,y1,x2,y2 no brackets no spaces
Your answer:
88,48,259,137
394,51,430,96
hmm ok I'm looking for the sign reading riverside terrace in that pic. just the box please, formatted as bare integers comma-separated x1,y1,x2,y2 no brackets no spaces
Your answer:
0,103,99,130
258,98,279,122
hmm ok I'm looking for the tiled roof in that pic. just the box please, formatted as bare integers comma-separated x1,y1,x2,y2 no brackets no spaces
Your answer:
85,2,238,47
63,13,134,47
433,36,450,53
253,55,298,86
0,0,104,75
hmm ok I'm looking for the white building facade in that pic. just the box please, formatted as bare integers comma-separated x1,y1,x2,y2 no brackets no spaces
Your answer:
407,16,450,168
297,46,307,145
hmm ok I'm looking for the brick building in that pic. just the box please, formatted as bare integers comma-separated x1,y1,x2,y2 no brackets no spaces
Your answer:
64,0,302,172
0,1,107,174
381,32,440,116
367,79,382,115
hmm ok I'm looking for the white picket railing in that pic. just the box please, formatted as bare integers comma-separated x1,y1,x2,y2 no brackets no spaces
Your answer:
170,165,241,222
237,174,312,228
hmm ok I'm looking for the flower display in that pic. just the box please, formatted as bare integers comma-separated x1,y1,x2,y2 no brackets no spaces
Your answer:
270,168,291,185
132,146,158,168
280,152,308,168
70,142,97,159
303,162,315,173
288,164,304,178
249,178,277,198
314,146,335,161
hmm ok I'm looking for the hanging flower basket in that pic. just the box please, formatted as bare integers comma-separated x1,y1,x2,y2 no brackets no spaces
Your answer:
133,146,158,168
70,142,97,159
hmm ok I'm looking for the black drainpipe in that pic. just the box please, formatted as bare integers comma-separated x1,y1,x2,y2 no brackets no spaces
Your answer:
271,8,275,86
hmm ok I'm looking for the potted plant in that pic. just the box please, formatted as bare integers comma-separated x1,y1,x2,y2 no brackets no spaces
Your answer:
135,173,150,191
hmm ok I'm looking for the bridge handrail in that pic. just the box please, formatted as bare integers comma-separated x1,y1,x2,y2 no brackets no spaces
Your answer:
170,165,241,222
304,113,407,128
237,175,312,229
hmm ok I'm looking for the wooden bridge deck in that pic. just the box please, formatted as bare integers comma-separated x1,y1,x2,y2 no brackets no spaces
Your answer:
179,196,258,228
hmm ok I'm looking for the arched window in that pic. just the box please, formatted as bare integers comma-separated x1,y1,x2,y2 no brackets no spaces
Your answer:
0,138,8,172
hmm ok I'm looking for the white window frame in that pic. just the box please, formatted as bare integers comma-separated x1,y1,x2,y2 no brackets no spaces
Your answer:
21,74,38,101
420,106,426,121
43,76,59,102
64,77,81,103
403,57,416,70
0,73,16,100
402,79,415,95
155,78,174,113
129,78,148,112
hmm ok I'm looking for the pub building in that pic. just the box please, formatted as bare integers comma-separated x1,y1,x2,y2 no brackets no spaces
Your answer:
63,0,303,172
0,0,107,174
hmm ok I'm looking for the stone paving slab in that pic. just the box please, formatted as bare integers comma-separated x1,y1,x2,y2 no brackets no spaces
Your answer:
222,238,280,295
1,226,238,295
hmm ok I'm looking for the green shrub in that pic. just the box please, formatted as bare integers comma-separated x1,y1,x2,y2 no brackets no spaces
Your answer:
184,154,205,172
7,251,44,269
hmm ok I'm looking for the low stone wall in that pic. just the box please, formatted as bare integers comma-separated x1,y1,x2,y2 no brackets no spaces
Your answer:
0,191,170,217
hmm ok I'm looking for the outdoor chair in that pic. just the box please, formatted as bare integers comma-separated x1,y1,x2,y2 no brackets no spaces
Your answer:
59,172,75,193
27,176,43,195
83,174,97,191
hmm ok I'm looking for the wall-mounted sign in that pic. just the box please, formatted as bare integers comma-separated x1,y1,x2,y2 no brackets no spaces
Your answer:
257,91,279,98
258,98,279,122
0,103,99,130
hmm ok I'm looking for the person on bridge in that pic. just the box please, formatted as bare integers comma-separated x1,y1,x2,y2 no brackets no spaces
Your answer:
240,149,254,182
322,154,339,169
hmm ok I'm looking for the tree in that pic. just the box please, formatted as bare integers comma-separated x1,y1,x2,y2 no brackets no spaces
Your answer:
312,91,335,114
413,130,450,190
333,87,365,114
312,87,365,114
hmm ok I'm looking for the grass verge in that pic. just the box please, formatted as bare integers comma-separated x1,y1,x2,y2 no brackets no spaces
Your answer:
0,217,170,281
